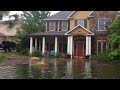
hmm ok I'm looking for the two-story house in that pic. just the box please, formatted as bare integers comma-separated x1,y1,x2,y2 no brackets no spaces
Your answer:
29,11,118,58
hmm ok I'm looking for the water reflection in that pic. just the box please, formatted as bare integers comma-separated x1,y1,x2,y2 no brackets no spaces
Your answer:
83,60,92,79
1,58,120,79
66,59,73,79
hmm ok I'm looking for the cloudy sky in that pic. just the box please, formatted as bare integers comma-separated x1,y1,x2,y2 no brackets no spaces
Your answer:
2,11,59,20
9,11,59,15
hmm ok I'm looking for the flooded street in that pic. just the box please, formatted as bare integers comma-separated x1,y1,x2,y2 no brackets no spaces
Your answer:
0,58,120,79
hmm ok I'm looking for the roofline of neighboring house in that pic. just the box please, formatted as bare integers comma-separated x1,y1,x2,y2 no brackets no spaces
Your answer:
64,24,95,35
43,19,68,21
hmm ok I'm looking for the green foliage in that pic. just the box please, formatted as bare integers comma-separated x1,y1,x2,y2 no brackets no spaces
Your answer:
108,49,120,60
91,49,111,62
31,48,40,57
91,49,120,63
19,48,29,56
108,15,120,49
16,11,50,52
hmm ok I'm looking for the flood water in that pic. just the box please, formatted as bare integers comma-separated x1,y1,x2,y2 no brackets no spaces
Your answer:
0,58,120,79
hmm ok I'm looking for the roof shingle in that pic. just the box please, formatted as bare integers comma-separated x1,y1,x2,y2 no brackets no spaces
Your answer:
28,31,67,36
44,11,73,20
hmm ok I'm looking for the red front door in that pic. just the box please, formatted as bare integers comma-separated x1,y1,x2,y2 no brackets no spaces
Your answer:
74,42,85,57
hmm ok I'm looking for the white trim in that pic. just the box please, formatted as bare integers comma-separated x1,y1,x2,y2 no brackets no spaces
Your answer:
86,36,89,56
64,24,94,35
49,21,56,31
30,37,33,54
98,18,111,31
67,11,75,19
55,37,58,55
67,36,70,54
87,11,94,17
35,38,37,48
42,37,45,55
88,36,91,55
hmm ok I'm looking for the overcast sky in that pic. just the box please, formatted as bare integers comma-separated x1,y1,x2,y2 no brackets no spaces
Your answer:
2,11,59,20
9,11,59,15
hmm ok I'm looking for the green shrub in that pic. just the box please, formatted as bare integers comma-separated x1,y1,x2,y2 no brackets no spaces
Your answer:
31,47,40,57
91,49,112,62
32,51,40,57
19,48,29,56
108,49,120,60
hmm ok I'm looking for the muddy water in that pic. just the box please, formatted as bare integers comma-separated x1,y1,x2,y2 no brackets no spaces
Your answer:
0,58,120,79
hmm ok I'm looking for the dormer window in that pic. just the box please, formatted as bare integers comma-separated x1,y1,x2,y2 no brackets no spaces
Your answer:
98,18,111,31
49,21,55,31
75,19,85,27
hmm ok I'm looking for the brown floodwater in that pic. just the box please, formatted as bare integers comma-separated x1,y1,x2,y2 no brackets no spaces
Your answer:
0,58,120,79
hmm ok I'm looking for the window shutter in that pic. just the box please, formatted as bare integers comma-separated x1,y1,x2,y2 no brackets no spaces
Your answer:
84,19,87,28
47,22,49,31
74,19,77,27
59,21,61,31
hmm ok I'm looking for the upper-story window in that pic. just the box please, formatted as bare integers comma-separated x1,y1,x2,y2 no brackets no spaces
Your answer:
98,18,111,31
61,21,68,30
75,19,85,27
49,21,55,31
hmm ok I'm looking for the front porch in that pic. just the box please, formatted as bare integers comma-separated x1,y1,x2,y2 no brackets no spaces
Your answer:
29,25,94,58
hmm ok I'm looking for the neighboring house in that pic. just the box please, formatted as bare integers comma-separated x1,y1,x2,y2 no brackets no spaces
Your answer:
0,32,6,44
0,20,21,43
29,11,118,58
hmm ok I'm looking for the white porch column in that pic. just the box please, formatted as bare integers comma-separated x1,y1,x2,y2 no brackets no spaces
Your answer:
69,36,73,58
67,36,70,54
35,38,37,48
30,37,33,54
88,36,91,55
86,36,89,56
39,39,41,51
42,37,45,55
55,37,58,56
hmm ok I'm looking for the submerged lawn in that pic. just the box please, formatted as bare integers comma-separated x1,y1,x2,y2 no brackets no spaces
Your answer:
0,52,120,79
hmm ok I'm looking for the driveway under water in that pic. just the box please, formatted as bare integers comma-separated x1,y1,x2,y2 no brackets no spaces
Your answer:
0,58,120,79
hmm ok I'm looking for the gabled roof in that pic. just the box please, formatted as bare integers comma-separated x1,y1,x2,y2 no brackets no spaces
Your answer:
44,11,73,20
65,24,94,35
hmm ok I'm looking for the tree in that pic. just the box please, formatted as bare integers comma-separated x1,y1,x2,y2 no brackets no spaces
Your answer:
16,11,50,52
0,11,9,20
108,15,120,49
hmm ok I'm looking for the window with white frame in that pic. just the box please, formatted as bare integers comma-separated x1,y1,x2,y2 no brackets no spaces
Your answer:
97,42,109,54
61,21,68,30
98,18,111,30
49,21,55,31
77,19,84,27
